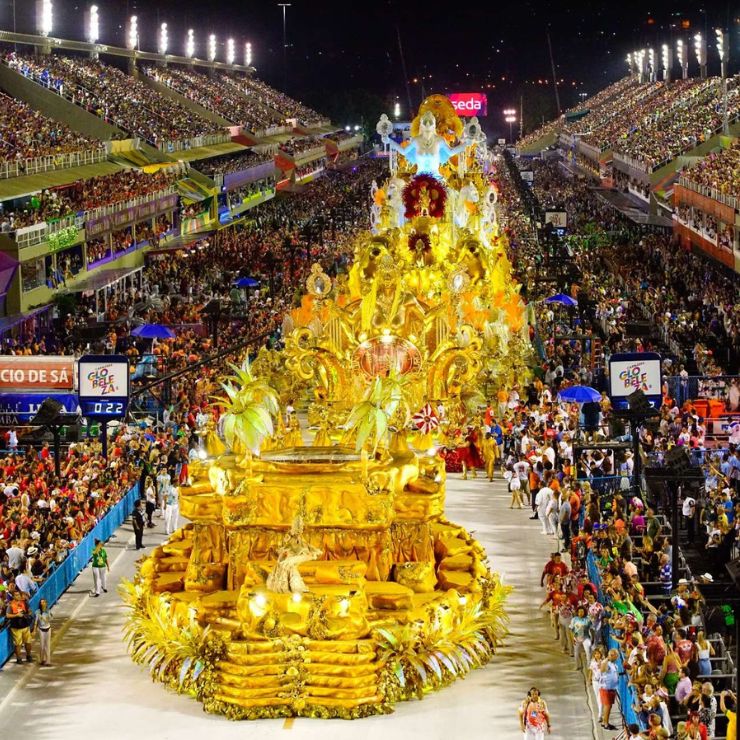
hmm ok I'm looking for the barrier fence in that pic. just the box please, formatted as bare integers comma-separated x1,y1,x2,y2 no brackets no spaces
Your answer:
0,482,140,667
586,550,642,729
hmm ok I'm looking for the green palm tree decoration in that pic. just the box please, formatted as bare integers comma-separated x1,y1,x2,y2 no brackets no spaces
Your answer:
212,358,280,456
345,370,414,453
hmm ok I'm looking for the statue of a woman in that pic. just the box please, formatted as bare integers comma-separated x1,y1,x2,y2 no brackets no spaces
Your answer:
266,514,322,594
378,111,470,178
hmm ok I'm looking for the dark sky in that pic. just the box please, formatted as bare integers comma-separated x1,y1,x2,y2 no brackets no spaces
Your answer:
3,0,736,115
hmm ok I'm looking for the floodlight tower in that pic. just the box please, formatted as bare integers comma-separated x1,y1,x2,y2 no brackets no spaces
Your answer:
208,34,217,63
227,38,235,67
159,23,168,56
694,32,706,79
85,4,99,59
647,48,656,82
244,42,253,68
36,0,53,53
676,39,688,80
716,29,729,133
186,29,195,65
661,44,672,83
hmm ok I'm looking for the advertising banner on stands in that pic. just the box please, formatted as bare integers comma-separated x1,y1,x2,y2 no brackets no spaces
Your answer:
0,356,75,391
0,392,79,425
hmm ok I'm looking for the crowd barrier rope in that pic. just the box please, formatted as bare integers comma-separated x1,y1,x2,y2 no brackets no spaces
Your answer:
0,482,140,667
586,550,642,729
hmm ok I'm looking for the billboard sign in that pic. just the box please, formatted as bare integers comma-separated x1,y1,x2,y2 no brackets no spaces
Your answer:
449,93,488,117
0,356,75,391
608,352,662,410
78,355,130,420
0,392,79,426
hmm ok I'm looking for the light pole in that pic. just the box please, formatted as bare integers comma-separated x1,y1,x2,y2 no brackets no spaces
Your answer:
503,108,517,144
278,3,291,91
676,39,688,80
716,29,729,133
694,32,707,79
661,44,672,84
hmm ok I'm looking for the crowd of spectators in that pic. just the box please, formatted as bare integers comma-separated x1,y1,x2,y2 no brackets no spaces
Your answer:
224,73,325,127
0,168,180,231
0,93,103,167
0,432,179,595
142,66,284,131
4,52,223,146
280,137,324,157
680,140,740,197
198,149,274,177
521,159,739,376
612,77,740,171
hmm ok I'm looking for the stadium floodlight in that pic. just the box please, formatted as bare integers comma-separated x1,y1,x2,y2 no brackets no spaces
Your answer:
127,15,138,51
245,41,253,67
37,0,53,37
86,4,99,45
208,33,217,62
227,38,235,66
186,29,195,59
635,48,646,82
647,47,656,82
661,43,672,83
676,39,688,79
694,32,706,78
626,52,634,75
715,28,727,78
159,23,168,56
503,108,517,142
393,101,401,119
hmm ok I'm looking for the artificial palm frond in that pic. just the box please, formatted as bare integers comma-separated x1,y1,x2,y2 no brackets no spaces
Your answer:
210,357,280,454
119,579,227,700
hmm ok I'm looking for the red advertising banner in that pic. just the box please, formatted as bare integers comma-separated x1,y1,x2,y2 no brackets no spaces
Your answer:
449,93,488,117
0,356,76,391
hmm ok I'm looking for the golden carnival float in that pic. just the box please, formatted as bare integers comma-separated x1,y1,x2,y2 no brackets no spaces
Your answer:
121,95,533,719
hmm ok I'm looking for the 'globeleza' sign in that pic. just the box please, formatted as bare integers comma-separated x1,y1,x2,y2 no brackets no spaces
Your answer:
448,93,488,117
0,356,75,391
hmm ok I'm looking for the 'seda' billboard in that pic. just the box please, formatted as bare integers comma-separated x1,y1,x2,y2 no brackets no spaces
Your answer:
449,93,488,117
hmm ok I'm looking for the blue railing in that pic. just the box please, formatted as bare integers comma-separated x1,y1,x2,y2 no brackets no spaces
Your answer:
586,550,642,729
0,482,140,666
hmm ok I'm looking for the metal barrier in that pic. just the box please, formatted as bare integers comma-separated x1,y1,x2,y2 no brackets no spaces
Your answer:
0,482,140,667
0,147,107,181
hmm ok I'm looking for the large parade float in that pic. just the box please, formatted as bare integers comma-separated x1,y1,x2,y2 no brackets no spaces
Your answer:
122,95,533,719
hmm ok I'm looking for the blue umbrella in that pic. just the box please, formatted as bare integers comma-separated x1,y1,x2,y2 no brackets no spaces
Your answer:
131,323,176,340
558,385,601,403
234,276,260,289
545,293,578,307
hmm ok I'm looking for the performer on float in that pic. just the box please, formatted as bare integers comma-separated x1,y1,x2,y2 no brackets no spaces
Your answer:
378,111,471,178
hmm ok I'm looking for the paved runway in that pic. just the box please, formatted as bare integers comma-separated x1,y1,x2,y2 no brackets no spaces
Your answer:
0,474,596,740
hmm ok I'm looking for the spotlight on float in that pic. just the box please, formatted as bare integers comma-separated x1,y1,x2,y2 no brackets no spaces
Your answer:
86,4,99,45
36,0,53,37
186,29,195,59
208,33,217,63
127,15,138,51
159,22,168,56
245,41,253,67
226,38,235,66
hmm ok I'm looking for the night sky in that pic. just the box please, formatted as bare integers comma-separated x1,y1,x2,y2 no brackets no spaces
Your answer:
2,0,736,125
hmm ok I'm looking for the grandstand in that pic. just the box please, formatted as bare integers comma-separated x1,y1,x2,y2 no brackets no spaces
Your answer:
0,44,360,332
